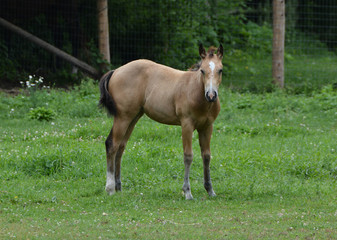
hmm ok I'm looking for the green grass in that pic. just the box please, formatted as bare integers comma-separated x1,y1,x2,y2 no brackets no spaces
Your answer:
1,79,337,239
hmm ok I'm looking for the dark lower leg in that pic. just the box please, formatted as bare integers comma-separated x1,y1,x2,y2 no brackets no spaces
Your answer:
114,144,125,191
203,153,216,196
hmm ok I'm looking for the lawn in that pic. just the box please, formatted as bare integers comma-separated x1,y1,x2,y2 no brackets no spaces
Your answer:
1,79,337,239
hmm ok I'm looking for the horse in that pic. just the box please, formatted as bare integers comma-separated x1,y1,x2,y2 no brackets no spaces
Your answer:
99,44,223,200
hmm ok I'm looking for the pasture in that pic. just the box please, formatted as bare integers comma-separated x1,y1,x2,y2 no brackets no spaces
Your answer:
1,79,337,239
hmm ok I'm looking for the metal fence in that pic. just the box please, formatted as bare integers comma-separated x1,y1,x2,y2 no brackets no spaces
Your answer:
285,0,337,92
1,0,337,90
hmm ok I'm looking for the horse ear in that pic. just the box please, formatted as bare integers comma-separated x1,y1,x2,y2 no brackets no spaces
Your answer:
217,44,223,59
199,44,206,59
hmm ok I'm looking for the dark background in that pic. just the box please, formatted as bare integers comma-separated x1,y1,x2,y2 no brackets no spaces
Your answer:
1,0,337,88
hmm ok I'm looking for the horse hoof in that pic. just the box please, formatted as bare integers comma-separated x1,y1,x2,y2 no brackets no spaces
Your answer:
105,185,116,195
185,193,193,200
209,193,216,198
208,190,216,197
115,183,122,192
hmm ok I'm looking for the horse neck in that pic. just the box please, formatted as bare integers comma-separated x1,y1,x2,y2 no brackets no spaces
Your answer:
187,70,207,101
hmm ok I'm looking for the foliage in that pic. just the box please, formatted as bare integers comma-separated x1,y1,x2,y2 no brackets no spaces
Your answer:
296,0,337,51
0,40,20,85
248,0,337,52
313,85,337,110
0,0,256,85
244,22,272,54
2,0,337,89
28,107,56,121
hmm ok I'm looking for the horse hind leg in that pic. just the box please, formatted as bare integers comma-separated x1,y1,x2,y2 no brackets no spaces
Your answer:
105,117,133,195
105,129,116,195
114,112,143,192
114,146,124,192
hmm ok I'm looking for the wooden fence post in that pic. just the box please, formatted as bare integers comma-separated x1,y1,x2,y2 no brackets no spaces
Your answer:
97,0,110,63
272,0,285,88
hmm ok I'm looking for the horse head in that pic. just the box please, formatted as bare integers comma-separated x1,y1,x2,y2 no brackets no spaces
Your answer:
199,44,223,102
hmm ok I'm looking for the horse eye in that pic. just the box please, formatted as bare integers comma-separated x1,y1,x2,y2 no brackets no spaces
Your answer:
200,69,205,75
219,69,223,74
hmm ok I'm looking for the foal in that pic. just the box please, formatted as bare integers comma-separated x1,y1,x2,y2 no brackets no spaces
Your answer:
99,44,223,199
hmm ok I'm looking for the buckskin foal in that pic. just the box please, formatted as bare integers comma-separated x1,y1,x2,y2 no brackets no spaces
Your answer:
99,44,223,200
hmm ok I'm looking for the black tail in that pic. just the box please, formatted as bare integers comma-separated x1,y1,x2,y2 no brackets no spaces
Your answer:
99,70,117,116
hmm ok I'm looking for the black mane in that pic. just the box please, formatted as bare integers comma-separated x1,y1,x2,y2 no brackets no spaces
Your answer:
188,61,201,71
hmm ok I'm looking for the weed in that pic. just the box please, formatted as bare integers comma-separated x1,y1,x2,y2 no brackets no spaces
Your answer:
28,107,56,121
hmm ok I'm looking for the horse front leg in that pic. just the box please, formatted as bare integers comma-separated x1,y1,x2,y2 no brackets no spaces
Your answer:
198,125,216,197
183,153,193,200
181,121,194,200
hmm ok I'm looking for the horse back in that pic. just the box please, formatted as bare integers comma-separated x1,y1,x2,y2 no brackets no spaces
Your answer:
107,60,183,120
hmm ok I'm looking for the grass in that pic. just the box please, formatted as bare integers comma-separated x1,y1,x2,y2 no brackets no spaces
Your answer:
1,78,337,239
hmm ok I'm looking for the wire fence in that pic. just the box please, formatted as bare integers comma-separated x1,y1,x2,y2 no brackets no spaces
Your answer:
285,0,337,92
1,0,337,91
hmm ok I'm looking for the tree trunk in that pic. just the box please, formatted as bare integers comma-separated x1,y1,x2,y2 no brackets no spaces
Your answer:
97,0,110,63
272,0,285,88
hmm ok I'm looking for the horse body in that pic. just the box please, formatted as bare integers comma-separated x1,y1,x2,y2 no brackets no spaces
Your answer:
109,59,220,126
100,44,223,200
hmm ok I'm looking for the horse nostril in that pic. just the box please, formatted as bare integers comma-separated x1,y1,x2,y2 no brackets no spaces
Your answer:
213,91,217,99
206,91,217,102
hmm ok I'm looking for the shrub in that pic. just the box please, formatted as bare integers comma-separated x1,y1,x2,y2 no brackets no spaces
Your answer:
28,107,56,121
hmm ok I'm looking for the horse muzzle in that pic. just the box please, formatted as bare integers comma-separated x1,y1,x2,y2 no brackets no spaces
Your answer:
205,90,218,102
